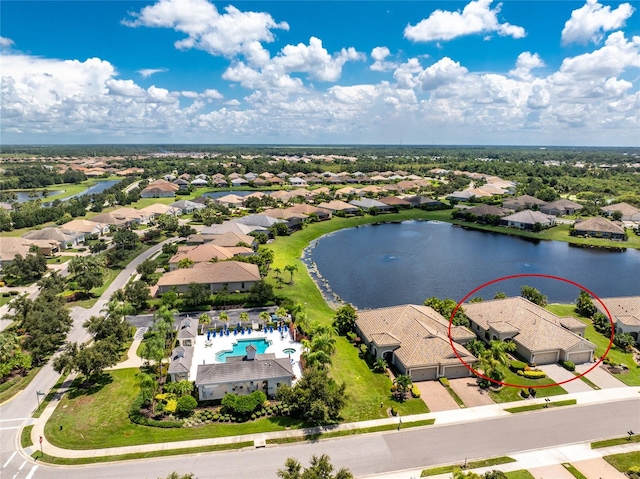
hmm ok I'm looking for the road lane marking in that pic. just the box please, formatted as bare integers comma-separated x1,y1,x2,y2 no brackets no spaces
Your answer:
24,466,38,479
3,452,17,468
11,460,26,479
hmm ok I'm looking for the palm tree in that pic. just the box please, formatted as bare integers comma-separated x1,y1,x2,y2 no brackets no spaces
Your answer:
304,350,332,369
373,358,387,373
219,310,229,322
273,267,282,278
259,311,271,326
198,313,210,325
309,333,336,356
394,374,412,401
239,312,249,325
284,264,298,284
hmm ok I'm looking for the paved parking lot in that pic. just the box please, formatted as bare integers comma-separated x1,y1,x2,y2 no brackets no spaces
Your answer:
575,363,627,389
414,381,459,412
448,377,495,407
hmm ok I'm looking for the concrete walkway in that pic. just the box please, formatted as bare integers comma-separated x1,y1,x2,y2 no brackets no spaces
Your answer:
26,384,640,460
106,327,147,370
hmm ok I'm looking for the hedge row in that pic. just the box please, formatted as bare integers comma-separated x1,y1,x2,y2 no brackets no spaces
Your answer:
516,370,547,379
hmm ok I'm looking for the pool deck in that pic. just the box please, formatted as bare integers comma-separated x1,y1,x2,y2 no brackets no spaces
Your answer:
189,329,303,382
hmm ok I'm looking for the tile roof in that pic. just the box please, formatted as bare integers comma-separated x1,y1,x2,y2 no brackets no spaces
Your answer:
502,210,555,225
168,346,194,375
157,261,260,288
169,244,242,264
574,217,625,235
356,304,476,369
598,296,640,327
195,358,294,385
601,202,640,220
464,297,595,353
465,204,509,217
177,317,199,340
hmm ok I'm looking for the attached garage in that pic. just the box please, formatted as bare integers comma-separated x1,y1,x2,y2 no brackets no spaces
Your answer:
442,364,472,379
566,351,592,364
532,350,559,365
410,367,437,381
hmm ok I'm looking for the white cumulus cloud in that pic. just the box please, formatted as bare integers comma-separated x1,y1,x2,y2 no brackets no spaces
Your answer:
509,52,545,80
561,0,635,45
124,0,288,59
0,36,15,48
370,46,397,72
404,0,526,43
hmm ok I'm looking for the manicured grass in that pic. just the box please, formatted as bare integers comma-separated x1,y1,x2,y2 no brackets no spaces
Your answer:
443,385,466,408
44,368,306,449
488,369,567,403
547,304,640,387
46,255,73,264
420,456,516,476
33,373,68,419
603,451,640,473
266,419,435,445
0,366,43,404
505,399,576,413
506,471,535,479
592,434,640,449
0,295,15,307
562,463,588,479
32,441,253,465
21,425,34,448
575,373,600,390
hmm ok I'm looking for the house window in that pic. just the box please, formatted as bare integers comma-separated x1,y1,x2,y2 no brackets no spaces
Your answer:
241,282,245,289
183,339,191,346
484,331,489,340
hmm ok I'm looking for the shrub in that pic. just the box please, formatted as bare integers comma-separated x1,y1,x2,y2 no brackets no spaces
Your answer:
560,361,575,372
520,389,529,399
510,360,527,371
517,370,547,379
390,406,397,416
628,465,640,475
346,331,356,342
165,399,178,414
439,377,450,387
251,413,256,420
410,385,421,398
176,395,198,417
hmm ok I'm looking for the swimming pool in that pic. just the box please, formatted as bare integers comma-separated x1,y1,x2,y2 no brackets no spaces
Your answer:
216,339,271,362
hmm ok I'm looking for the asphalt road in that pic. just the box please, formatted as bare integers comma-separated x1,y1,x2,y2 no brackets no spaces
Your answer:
2,397,638,479
0,238,178,479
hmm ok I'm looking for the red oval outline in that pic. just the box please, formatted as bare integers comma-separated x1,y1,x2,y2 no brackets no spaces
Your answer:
447,273,615,389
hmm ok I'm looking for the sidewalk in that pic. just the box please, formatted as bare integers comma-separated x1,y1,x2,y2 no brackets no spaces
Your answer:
26,385,640,460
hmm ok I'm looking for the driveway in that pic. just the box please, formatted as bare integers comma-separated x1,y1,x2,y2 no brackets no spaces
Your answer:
448,377,495,407
538,364,593,393
414,380,459,412
528,464,576,479
571,458,626,479
575,363,626,389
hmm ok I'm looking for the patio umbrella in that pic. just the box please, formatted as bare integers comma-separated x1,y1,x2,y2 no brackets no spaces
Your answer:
207,330,211,340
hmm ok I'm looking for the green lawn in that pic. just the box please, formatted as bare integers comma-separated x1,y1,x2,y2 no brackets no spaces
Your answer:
0,366,43,404
505,399,576,413
506,472,535,479
604,451,640,473
46,255,73,264
592,434,640,449
45,368,306,449
420,456,516,476
547,304,640,386
488,369,567,403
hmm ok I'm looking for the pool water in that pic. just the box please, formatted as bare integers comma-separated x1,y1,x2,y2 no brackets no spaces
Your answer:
216,339,270,362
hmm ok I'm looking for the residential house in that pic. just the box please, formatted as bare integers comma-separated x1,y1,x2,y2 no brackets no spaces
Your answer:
109,207,150,225
464,297,596,364
201,222,267,236
191,178,208,187
500,210,556,229
288,177,308,187
168,346,193,382
601,202,640,222
140,179,179,198
0,237,58,266
540,199,583,216
156,261,261,295
404,196,447,209
260,209,305,229
232,214,285,229
463,204,510,218
349,198,394,212
283,204,332,221
355,304,477,381
169,200,205,214
187,232,257,248
22,226,84,249
174,179,190,191
597,296,640,341
215,194,245,208
60,219,109,237
378,196,412,209
573,217,626,240
195,346,294,400
168,243,252,270
140,203,181,219
230,178,249,187
317,200,359,215
502,195,547,211
176,316,199,347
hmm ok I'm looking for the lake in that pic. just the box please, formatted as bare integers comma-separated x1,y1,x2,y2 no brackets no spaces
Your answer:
64,179,121,200
308,220,640,309
13,190,63,203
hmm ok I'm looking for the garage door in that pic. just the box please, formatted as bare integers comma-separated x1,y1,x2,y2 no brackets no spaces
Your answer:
411,367,437,381
567,351,592,364
533,351,559,365
442,364,471,379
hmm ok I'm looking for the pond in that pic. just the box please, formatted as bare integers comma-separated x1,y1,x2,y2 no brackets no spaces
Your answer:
64,179,121,200
13,190,64,203
308,220,640,309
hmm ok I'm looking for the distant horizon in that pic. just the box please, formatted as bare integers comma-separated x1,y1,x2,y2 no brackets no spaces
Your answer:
1,0,639,146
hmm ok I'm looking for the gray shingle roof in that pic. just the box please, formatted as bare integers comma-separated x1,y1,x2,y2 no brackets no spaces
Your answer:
195,358,294,385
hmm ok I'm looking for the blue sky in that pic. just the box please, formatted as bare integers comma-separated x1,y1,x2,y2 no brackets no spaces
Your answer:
1,0,639,145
